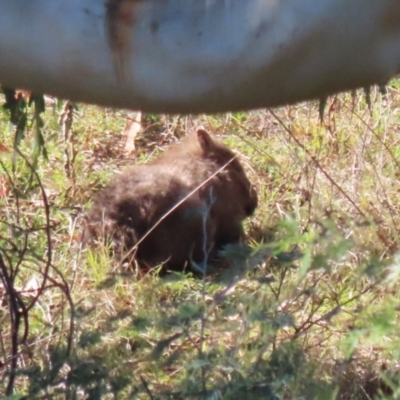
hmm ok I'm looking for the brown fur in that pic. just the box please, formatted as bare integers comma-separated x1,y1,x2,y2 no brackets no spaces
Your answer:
84,129,257,271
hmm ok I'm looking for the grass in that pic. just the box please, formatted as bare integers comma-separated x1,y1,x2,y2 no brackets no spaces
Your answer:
1,84,400,399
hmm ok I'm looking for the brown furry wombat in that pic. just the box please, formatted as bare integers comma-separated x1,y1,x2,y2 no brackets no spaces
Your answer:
84,129,257,271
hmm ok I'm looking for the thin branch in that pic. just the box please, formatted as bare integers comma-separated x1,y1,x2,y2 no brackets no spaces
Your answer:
269,109,367,218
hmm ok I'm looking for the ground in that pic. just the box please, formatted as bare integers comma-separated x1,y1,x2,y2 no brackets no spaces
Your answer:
1,85,400,399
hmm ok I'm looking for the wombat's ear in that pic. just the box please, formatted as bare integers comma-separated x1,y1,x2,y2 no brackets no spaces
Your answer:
197,129,215,153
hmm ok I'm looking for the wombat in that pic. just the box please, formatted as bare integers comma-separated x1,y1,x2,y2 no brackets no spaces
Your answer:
84,129,257,271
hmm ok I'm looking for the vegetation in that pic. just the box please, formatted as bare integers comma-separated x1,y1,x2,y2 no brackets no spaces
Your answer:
1,84,400,399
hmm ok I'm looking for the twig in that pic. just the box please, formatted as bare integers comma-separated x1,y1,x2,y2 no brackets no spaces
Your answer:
13,149,52,314
198,187,215,395
269,109,366,218
140,375,155,400
0,252,22,395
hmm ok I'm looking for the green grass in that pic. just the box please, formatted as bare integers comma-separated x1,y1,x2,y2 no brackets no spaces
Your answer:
1,84,400,399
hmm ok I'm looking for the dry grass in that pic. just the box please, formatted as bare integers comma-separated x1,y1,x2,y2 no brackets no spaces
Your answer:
1,84,400,399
